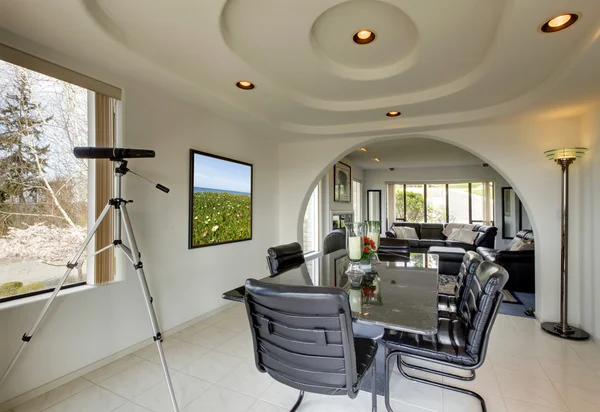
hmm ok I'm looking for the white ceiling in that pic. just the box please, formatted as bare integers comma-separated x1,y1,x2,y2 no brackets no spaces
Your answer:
1,0,600,140
346,138,484,169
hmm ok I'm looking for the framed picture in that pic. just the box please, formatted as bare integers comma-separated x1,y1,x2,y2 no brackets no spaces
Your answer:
189,150,253,248
334,161,351,203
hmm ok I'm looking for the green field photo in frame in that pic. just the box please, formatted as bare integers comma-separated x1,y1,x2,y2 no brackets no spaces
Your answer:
189,150,253,248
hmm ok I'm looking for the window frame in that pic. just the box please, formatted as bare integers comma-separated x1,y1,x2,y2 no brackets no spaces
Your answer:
302,184,320,255
0,48,120,304
389,181,495,225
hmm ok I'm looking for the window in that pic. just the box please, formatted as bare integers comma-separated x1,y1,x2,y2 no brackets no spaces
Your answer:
426,184,447,223
389,182,494,225
352,180,362,222
448,184,470,223
405,184,425,222
0,47,119,302
302,184,319,254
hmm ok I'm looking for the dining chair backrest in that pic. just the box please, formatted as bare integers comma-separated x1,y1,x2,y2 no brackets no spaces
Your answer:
323,229,346,255
457,261,508,364
266,242,305,276
455,251,483,313
244,278,360,396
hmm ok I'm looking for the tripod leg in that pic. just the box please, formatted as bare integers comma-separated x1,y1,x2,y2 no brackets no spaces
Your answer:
0,202,113,388
119,204,179,412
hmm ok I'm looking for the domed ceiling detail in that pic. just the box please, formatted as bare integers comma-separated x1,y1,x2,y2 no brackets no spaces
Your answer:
1,0,600,139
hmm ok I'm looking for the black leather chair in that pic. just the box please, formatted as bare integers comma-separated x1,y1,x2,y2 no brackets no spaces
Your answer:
437,251,483,317
382,261,509,412
266,242,305,277
323,229,346,255
244,279,378,411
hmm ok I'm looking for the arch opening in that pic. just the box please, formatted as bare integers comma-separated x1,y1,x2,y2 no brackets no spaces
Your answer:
297,135,539,316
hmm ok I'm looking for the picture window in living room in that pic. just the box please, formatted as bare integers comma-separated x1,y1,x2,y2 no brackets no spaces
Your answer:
389,182,494,225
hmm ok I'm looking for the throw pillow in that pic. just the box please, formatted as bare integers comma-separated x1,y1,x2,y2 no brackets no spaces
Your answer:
448,228,478,245
392,226,419,240
509,239,524,251
393,226,405,239
442,223,463,238
402,227,419,240
510,240,534,251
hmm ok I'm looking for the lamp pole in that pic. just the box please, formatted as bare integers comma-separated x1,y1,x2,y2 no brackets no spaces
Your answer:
541,149,589,340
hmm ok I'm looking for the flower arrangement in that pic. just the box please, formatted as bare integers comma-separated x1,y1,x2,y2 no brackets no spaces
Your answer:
362,236,377,261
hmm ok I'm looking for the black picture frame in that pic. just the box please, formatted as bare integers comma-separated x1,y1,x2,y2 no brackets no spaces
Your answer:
502,186,515,239
189,149,253,249
333,161,352,203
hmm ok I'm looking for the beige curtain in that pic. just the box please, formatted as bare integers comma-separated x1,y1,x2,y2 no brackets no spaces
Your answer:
94,94,115,284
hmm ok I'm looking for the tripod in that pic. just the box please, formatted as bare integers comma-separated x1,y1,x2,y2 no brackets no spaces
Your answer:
0,158,180,411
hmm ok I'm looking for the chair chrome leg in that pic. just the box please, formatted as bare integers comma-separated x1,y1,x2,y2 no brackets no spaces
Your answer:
397,355,486,412
290,390,304,412
398,357,476,381
384,349,396,412
371,358,377,412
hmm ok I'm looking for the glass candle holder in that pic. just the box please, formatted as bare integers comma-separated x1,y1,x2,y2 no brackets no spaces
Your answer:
365,220,381,265
345,222,365,280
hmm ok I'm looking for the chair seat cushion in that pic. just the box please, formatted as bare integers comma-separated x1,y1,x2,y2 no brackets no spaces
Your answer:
354,337,378,383
437,294,458,315
382,318,476,366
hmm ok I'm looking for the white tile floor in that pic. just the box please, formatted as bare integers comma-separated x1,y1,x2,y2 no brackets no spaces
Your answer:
8,304,600,412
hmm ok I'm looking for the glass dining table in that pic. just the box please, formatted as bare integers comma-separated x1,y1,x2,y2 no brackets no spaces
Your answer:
222,249,441,336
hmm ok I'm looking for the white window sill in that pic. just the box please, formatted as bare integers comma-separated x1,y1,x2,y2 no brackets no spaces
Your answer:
0,283,97,312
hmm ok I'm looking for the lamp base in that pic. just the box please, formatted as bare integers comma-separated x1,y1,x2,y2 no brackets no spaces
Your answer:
541,322,590,340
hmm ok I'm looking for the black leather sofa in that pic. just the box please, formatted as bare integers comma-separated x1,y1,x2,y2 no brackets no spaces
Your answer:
476,229,535,293
385,222,498,252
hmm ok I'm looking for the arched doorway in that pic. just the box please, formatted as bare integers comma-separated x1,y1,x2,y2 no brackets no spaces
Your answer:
299,137,537,316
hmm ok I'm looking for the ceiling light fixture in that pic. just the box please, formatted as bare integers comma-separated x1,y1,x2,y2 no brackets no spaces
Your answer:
236,80,255,90
374,158,380,162
353,29,376,45
540,13,579,33
360,147,368,152
386,111,401,117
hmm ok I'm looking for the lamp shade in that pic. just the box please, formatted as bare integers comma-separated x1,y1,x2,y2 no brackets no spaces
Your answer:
544,147,588,161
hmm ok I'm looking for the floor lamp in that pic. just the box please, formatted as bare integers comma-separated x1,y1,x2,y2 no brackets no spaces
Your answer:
541,147,590,340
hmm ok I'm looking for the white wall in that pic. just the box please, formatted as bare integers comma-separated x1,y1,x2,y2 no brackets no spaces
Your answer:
363,165,512,248
0,38,279,401
575,104,600,338
279,119,591,337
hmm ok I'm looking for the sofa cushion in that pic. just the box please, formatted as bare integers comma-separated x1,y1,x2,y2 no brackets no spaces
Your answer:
418,239,447,248
420,223,445,240
393,226,419,240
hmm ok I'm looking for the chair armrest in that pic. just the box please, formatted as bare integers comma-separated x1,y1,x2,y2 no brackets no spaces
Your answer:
385,230,396,238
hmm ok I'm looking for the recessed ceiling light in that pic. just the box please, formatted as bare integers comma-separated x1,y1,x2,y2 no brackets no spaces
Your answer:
236,80,255,90
374,157,380,162
360,147,368,152
540,13,579,33
386,111,401,117
353,29,376,45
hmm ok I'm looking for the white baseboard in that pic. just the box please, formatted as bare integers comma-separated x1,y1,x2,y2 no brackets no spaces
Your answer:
0,303,235,411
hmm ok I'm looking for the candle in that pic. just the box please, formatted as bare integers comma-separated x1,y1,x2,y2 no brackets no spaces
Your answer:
368,232,380,250
348,236,363,260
